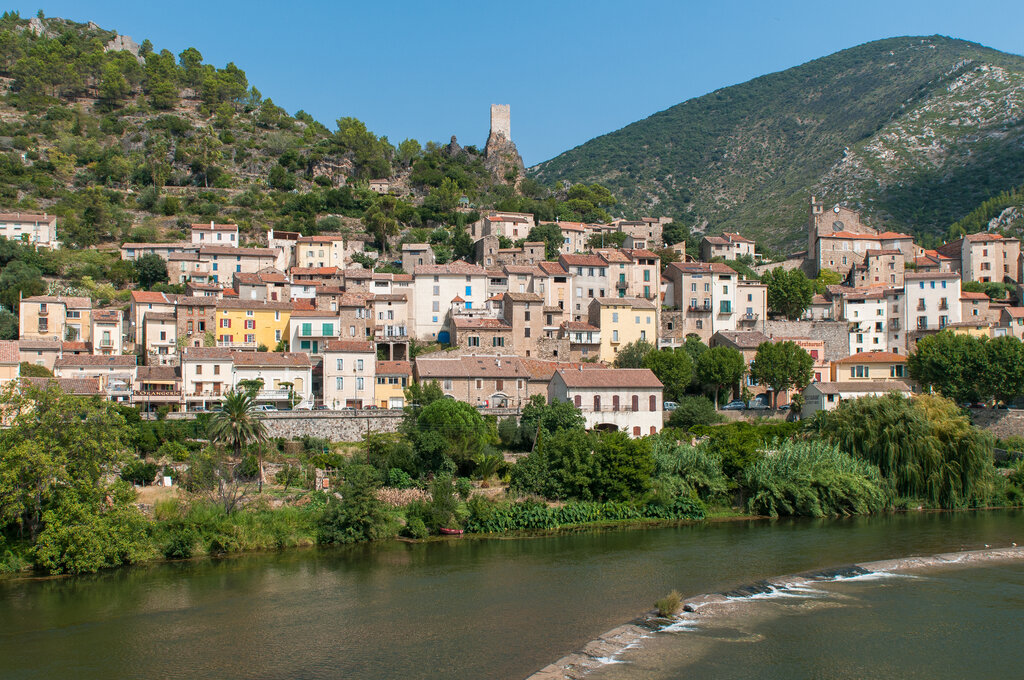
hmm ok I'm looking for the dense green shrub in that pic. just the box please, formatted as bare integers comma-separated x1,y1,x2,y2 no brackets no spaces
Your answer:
692,420,800,478
120,460,159,486
666,396,723,430
463,496,705,533
317,465,395,544
650,438,730,504
157,440,190,462
387,467,414,488
744,440,889,518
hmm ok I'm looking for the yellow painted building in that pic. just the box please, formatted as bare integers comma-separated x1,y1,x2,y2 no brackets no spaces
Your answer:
374,360,412,408
215,299,292,350
587,297,658,363
946,321,992,339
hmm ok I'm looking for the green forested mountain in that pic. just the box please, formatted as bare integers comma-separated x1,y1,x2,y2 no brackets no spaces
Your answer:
529,36,1024,252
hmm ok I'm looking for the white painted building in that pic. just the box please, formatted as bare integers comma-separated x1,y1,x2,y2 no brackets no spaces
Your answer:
548,367,664,438
0,211,59,248
322,340,377,408
904,272,961,332
411,261,487,341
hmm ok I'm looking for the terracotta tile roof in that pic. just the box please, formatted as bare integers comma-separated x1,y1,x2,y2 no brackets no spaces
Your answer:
343,268,373,279
810,380,911,395
666,261,737,276
296,233,345,243
191,222,238,231
503,292,543,303
834,351,906,364
415,355,527,379
131,291,173,304
905,272,960,280
965,232,1014,242
178,296,217,307
323,340,375,353
961,292,990,300
23,295,92,308
703,232,755,245
553,367,662,389
181,347,234,360
519,358,605,381
560,253,607,267
231,352,310,367
864,249,901,257
376,360,412,375
876,231,913,240
592,297,657,309
503,265,541,275
1003,307,1024,318
24,376,102,395
413,261,486,276
290,309,339,318
622,248,660,259
136,365,179,381
0,340,18,363
92,309,121,322
712,330,770,349
217,299,293,311
538,261,569,276
55,354,136,368
199,245,277,257
593,248,631,264
290,266,340,276
0,211,56,224
168,252,201,261
61,341,90,352
562,321,600,332
19,338,61,350
144,312,175,323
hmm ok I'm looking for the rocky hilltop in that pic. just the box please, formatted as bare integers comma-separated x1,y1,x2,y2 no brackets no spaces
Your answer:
529,36,1024,252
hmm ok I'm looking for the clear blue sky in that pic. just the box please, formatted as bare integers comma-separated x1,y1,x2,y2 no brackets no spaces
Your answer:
15,1,1024,165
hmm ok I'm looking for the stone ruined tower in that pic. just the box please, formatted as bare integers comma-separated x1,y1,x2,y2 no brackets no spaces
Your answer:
489,104,511,143
485,104,524,183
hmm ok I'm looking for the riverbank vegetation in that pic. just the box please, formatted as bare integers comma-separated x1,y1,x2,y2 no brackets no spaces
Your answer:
1,380,1022,576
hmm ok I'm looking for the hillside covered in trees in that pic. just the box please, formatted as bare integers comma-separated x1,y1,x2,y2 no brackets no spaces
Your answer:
530,36,1024,252
0,12,623,256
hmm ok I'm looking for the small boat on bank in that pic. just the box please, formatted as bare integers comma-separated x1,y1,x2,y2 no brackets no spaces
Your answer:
439,528,464,536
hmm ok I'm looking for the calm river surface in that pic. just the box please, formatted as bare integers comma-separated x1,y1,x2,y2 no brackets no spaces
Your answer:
0,511,1021,680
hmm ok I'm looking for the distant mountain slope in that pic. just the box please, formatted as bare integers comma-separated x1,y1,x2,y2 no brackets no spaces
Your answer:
529,36,1024,252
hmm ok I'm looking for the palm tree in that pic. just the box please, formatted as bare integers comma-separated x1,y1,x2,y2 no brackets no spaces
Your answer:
209,388,269,492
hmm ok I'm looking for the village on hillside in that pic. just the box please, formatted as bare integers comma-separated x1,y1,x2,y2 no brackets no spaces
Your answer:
5,167,1024,431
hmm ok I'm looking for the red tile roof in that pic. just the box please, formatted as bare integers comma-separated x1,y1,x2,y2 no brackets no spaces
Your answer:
834,351,906,364
0,340,18,363
553,367,662,389
323,340,376,353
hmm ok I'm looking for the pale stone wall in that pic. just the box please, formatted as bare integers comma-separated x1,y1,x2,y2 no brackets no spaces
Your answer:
764,320,850,362
490,104,511,140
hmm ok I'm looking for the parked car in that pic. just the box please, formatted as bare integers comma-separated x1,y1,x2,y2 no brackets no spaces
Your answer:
314,405,329,411
664,401,678,411
747,400,770,410
254,404,277,412
721,399,747,410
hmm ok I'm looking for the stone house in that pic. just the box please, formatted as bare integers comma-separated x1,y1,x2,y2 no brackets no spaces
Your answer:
401,243,435,273
801,380,912,418
176,296,218,350
700,232,756,261
143,312,178,366
414,355,531,408
937,232,1021,284
18,338,62,371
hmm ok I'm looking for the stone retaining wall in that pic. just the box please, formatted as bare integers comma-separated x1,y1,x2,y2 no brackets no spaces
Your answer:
168,408,523,442
966,408,1024,439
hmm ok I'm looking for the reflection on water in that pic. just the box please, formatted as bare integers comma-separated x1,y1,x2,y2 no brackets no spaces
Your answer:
0,511,1021,680
592,563,1024,680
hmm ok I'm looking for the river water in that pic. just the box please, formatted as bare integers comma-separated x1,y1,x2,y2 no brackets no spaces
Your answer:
0,511,1021,680
591,562,1024,680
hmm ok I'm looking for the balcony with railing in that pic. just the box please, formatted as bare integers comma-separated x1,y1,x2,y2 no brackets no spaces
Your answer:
216,340,258,350
375,326,408,341
256,388,292,401
938,301,949,311
687,302,712,313
890,318,901,331
615,280,628,290
739,312,759,323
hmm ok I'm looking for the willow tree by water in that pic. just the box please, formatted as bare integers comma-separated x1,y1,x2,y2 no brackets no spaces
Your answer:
808,393,992,508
